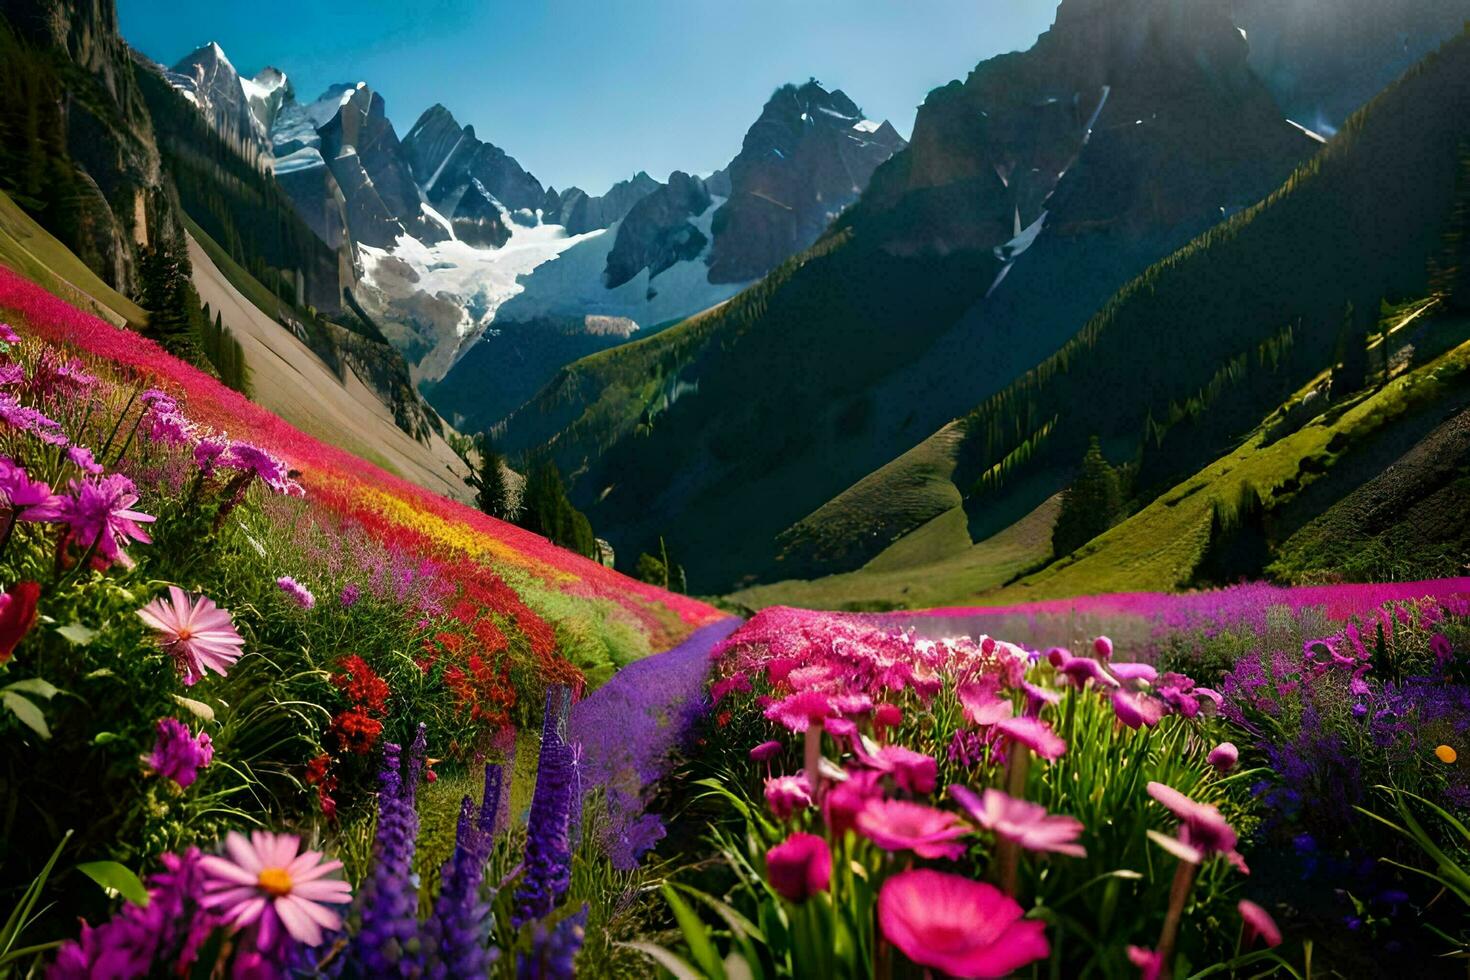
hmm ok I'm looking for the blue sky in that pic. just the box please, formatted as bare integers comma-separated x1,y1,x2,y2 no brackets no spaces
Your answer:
119,0,1057,194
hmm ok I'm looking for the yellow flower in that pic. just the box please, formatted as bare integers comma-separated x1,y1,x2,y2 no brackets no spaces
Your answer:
1436,744,1458,764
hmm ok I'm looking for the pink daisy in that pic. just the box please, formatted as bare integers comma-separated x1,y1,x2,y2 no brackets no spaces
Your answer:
856,799,969,859
996,715,1067,760
137,586,246,685
200,831,351,950
950,786,1087,857
878,869,1050,977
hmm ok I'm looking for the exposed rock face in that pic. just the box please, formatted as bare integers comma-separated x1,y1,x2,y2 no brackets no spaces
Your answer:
705,80,906,283
314,84,449,248
0,0,172,294
164,42,270,168
555,171,661,233
604,172,712,288
1232,0,1470,130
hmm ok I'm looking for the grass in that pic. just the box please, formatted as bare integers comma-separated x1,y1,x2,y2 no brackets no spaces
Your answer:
987,322,1470,601
728,494,1060,611
0,188,146,329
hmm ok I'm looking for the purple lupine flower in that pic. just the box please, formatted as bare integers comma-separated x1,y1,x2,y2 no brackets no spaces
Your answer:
0,362,23,387
513,689,578,927
350,732,426,976
340,583,362,609
0,393,67,445
49,847,220,978
426,798,498,979
145,718,214,789
277,575,316,609
517,904,587,980
477,762,505,852
65,446,103,475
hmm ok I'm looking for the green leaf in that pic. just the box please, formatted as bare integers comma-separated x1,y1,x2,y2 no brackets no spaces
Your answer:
2,692,49,739
92,731,122,745
173,695,215,722
84,668,115,679
663,882,726,980
617,941,703,980
76,861,149,907
4,678,59,699
54,622,97,646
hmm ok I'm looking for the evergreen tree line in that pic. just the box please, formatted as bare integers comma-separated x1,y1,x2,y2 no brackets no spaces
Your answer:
137,232,247,394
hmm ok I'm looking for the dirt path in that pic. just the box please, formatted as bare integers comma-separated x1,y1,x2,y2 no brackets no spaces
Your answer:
186,234,471,502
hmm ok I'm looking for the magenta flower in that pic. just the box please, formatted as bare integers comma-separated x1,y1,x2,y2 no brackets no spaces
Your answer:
1048,648,1118,688
749,740,783,763
194,436,230,476
765,833,831,903
1146,781,1248,873
765,773,814,820
1108,662,1158,687
1093,635,1114,661
1207,742,1239,773
823,768,884,837
222,441,297,495
65,446,103,475
1432,632,1453,670
138,586,246,685
60,474,155,567
276,575,316,610
950,786,1086,857
200,831,351,950
1020,681,1060,716
0,458,63,522
1127,945,1163,980
764,688,871,732
145,717,214,788
959,680,1014,726
1238,899,1282,948
878,869,1049,977
996,715,1067,760
0,322,18,344
853,741,938,794
856,799,969,859
1112,688,1166,729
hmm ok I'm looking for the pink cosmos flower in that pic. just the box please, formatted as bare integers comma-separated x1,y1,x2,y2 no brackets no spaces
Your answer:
1112,688,1166,729
1238,899,1282,948
1208,742,1239,773
996,715,1067,760
950,786,1086,857
200,831,351,949
856,799,969,859
878,869,1049,977
765,773,814,819
1127,945,1163,980
145,717,214,788
766,832,831,903
852,740,938,794
1146,781,1248,873
138,586,246,685
823,768,884,837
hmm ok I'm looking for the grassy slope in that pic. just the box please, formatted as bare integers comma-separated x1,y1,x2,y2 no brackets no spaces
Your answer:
0,188,146,328
988,324,1470,601
728,493,1060,611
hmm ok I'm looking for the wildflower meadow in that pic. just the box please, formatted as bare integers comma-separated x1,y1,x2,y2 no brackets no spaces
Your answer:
1,261,1469,978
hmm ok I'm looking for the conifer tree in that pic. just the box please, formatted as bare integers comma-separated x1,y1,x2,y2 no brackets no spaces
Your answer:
1051,436,1122,558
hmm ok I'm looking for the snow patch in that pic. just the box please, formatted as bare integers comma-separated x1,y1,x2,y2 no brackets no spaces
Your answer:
272,147,325,175
306,83,367,128
423,132,466,193
852,119,882,134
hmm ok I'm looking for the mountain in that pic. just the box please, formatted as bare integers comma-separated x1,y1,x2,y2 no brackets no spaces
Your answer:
746,24,1470,607
425,80,906,433
500,0,1318,592
707,80,905,283
1233,0,1470,132
163,41,271,170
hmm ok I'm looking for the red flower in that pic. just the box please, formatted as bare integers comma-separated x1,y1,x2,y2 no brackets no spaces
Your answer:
0,580,39,664
332,654,390,717
330,708,383,754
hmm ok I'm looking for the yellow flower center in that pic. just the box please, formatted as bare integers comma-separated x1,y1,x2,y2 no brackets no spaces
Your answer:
1436,745,1458,764
176,626,193,641
257,866,293,896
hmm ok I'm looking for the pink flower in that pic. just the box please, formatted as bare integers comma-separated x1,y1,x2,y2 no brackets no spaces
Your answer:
950,786,1086,857
1238,899,1282,948
825,716,858,739
1112,688,1166,729
853,741,938,794
874,702,903,731
823,768,884,837
710,672,752,702
996,716,1067,760
60,474,155,567
65,446,103,475
1020,681,1060,716
1127,945,1163,980
200,831,351,950
1048,648,1118,688
0,322,18,344
1108,662,1158,687
856,799,969,859
765,773,814,819
138,586,246,685
0,458,63,521
959,680,1014,726
878,869,1049,977
1093,635,1114,661
1147,781,1248,873
749,740,783,763
766,833,831,903
1207,742,1239,773
145,717,214,788
276,576,315,610
764,688,871,732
